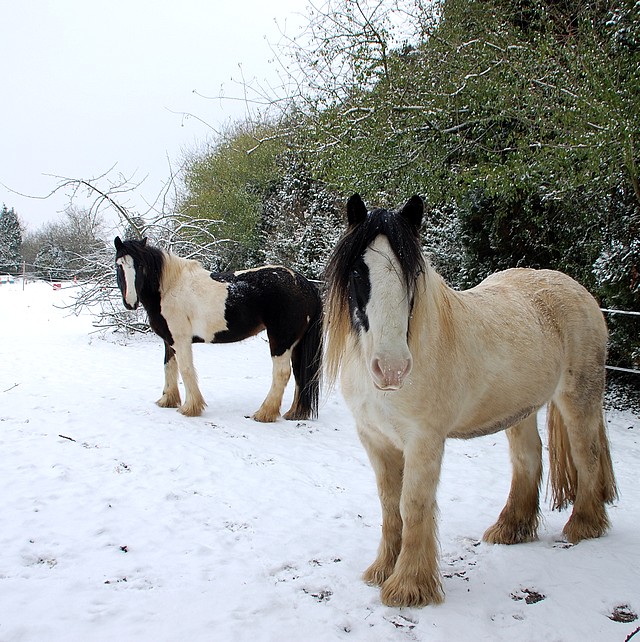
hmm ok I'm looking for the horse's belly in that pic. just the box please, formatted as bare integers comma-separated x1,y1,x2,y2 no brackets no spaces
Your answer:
448,404,540,439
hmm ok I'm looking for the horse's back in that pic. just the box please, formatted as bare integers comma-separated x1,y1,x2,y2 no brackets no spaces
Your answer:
474,268,607,346
422,268,607,437
215,265,321,318
469,268,608,395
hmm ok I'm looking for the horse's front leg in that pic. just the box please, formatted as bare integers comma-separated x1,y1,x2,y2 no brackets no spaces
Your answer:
358,427,404,587
173,338,206,417
381,436,446,607
156,342,181,408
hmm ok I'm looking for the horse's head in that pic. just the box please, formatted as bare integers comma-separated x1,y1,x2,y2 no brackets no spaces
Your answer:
325,194,425,391
114,236,147,310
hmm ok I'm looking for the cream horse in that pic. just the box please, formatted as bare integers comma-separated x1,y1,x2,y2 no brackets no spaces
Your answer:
323,194,617,607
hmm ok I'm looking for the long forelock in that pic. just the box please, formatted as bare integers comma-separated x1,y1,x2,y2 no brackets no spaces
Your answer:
116,240,166,293
323,208,426,387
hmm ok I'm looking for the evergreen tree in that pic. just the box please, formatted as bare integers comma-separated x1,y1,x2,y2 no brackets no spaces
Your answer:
259,154,343,279
34,242,68,281
0,204,22,274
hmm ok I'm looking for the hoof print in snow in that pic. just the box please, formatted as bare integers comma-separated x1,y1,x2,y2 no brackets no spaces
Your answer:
295,421,318,434
511,588,546,604
609,604,637,623
303,587,333,602
386,614,418,630
442,539,479,581
273,564,300,583
224,521,250,533
553,540,574,549
309,557,341,567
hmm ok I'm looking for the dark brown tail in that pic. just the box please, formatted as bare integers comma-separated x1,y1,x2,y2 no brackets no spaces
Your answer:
291,292,323,419
547,400,618,511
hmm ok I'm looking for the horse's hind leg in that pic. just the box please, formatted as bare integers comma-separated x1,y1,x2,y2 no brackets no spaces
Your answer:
283,344,303,420
550,394,617,543
284,311,321,421
484,413,542,544
253,350,291,423
156,342,181,408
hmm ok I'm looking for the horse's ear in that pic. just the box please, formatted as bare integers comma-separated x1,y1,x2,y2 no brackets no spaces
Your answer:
114,236,123,250
141,237,148,247
347,194,368,227
399,195,424,232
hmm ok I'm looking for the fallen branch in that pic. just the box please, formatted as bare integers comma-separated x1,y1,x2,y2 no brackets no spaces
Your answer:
626,626,640,642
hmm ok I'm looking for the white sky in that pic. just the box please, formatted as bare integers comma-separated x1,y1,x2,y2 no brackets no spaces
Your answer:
0,0,308,231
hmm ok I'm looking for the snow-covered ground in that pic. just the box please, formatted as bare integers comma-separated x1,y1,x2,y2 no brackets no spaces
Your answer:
0,280,638,642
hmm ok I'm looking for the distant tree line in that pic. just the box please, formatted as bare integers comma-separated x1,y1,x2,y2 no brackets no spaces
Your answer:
0,203,106,281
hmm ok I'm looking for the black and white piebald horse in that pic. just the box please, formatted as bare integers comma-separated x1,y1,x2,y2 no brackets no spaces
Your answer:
114,237,322,421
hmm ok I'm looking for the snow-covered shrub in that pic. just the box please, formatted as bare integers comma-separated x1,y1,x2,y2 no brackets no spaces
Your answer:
260,156,343,280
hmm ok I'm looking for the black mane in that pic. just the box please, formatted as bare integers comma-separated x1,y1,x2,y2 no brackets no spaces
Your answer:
115,238,165,291
324,204,425,299
114,237,171,342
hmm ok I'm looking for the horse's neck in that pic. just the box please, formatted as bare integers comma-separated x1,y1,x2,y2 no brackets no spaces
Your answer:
412,269,457,347
137,249,180,305
158,253,195,295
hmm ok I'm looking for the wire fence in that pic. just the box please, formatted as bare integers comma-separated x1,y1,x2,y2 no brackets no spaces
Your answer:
2,271,638,375
600,308,640,375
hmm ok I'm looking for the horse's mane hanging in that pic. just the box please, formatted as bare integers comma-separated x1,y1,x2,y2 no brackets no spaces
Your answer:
323,208,426,387
117,238,166,296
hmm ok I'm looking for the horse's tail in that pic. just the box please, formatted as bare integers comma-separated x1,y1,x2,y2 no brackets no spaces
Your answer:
295,292,323,419
547,402,577,510
547,400,618,511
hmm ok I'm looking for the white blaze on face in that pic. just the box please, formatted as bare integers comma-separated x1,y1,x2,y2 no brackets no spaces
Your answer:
362,235,413,390
116,255,138,308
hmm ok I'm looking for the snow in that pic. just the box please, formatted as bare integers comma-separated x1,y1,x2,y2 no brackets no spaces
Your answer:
0,280,638,642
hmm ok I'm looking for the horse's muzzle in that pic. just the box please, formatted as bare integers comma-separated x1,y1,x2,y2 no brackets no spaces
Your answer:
371,356,412,390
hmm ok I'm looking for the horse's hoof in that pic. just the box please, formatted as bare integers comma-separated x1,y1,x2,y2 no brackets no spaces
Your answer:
381,571,444,607
483,519,538,545
156,394,181,409
363,560,394,587
178,403,204,417
283,409,310,421
252,410,278,423
562,509,609,543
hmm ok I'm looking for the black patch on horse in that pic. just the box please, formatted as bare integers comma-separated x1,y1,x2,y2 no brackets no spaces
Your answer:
211,268,319,358
348,256,371,332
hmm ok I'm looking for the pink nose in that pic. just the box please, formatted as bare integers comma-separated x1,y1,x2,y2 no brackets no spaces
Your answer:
371,357,412,390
